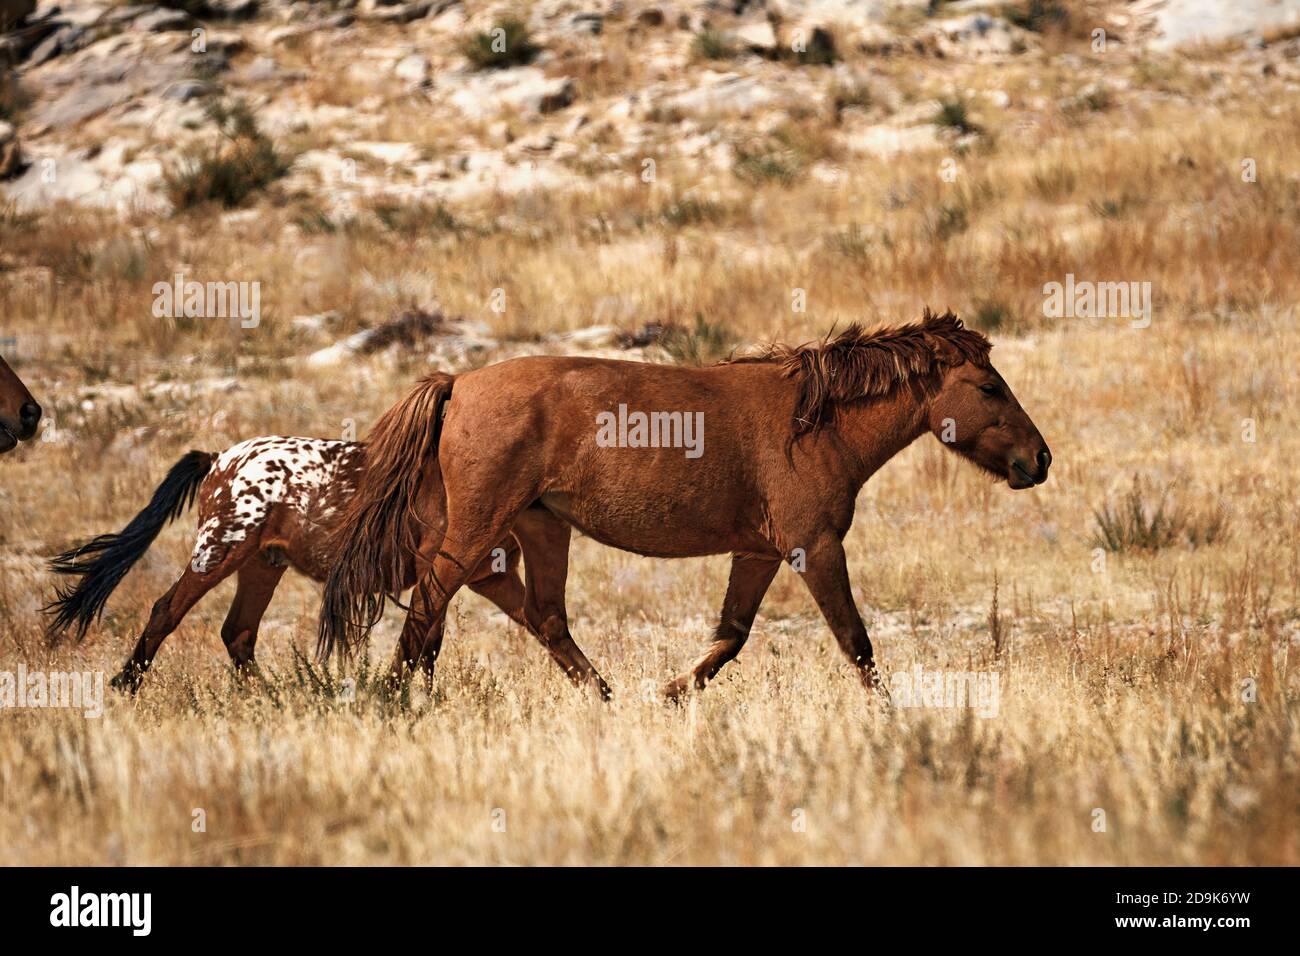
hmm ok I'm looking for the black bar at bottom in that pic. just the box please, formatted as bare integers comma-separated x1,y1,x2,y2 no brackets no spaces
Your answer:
0,866,1287,941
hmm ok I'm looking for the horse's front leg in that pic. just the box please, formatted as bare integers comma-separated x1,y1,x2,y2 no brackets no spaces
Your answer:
662,552,781,701
797,535,887,700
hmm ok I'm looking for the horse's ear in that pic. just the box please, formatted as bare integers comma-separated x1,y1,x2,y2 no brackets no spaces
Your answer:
923,331,964,367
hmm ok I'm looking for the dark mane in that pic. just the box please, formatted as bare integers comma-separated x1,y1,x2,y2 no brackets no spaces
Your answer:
728,309,991,435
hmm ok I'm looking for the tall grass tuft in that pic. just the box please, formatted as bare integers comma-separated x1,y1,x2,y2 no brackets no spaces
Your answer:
1092,478,1231,553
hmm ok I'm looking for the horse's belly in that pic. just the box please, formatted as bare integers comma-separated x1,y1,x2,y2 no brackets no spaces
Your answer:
539,491,739,558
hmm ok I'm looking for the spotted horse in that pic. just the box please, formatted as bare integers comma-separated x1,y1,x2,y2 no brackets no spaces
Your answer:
45,434,526,693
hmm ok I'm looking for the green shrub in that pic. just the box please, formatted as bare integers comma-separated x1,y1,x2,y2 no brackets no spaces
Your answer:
971,299,1013,331
826,224,872,263
733,131,809,187
934,97,981,135
463,18,540,70
371,200,461,237
692,29,739,62
660,196,724,228
655,314,737,366
831,79,873,118
1002,0,1069,33
163,100,290,210
929,203,969,240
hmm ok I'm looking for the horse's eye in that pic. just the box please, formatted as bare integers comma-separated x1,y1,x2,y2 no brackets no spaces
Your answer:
978,383,1000,396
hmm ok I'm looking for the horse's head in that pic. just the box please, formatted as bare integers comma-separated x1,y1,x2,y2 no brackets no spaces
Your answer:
0,353,42,455
926,349,1050,490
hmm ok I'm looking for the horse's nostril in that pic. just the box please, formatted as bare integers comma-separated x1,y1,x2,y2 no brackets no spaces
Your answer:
1036,448,1051,476
19,402,41,429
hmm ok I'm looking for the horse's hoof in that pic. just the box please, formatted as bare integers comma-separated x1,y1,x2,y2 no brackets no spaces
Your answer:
109,673,139,695
867,678,892,710
661,675,691,703
233,659,260,680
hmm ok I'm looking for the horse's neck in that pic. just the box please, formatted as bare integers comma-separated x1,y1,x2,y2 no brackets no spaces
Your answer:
831,387,931,486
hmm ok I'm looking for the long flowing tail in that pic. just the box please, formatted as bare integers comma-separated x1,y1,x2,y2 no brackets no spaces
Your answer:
44,450,214,642
318,373,454,659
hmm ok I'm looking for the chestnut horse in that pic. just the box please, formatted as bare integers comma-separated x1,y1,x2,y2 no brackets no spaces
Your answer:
0,352,42,455
46,426,529,693
320,311,1051,701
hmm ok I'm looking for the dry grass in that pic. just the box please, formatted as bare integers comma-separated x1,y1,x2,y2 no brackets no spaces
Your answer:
0,21,1297,865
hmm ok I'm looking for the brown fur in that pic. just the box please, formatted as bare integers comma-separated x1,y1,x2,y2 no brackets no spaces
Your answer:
0,352,41,455
320,311,1050,702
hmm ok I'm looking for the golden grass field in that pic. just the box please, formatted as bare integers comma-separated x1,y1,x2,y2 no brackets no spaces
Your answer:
1,2,1298,864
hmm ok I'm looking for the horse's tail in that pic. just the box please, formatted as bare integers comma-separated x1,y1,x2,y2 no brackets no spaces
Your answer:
318,373,454,660
44,450,214,643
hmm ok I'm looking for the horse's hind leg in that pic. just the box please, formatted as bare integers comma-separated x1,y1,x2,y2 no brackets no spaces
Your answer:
466,537,528,631
512,508,611,700
391,522,516,678
220,553,286,678
392,582,444,680
393,537,527,680
662,552,781,701
111,548,247,694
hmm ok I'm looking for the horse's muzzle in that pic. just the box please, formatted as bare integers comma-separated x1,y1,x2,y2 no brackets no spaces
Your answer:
1009,447,1051,489
0,401,41,452
18,401,42,439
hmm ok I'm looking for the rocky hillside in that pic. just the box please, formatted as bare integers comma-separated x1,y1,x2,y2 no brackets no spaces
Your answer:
2,0,1297,215
0,0,1298,419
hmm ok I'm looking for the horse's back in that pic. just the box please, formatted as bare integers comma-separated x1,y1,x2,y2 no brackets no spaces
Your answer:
190,437,365,576
442,357,789,556
204,436,363,509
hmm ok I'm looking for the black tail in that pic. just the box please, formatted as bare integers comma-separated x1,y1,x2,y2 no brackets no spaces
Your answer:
44,450,214,642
